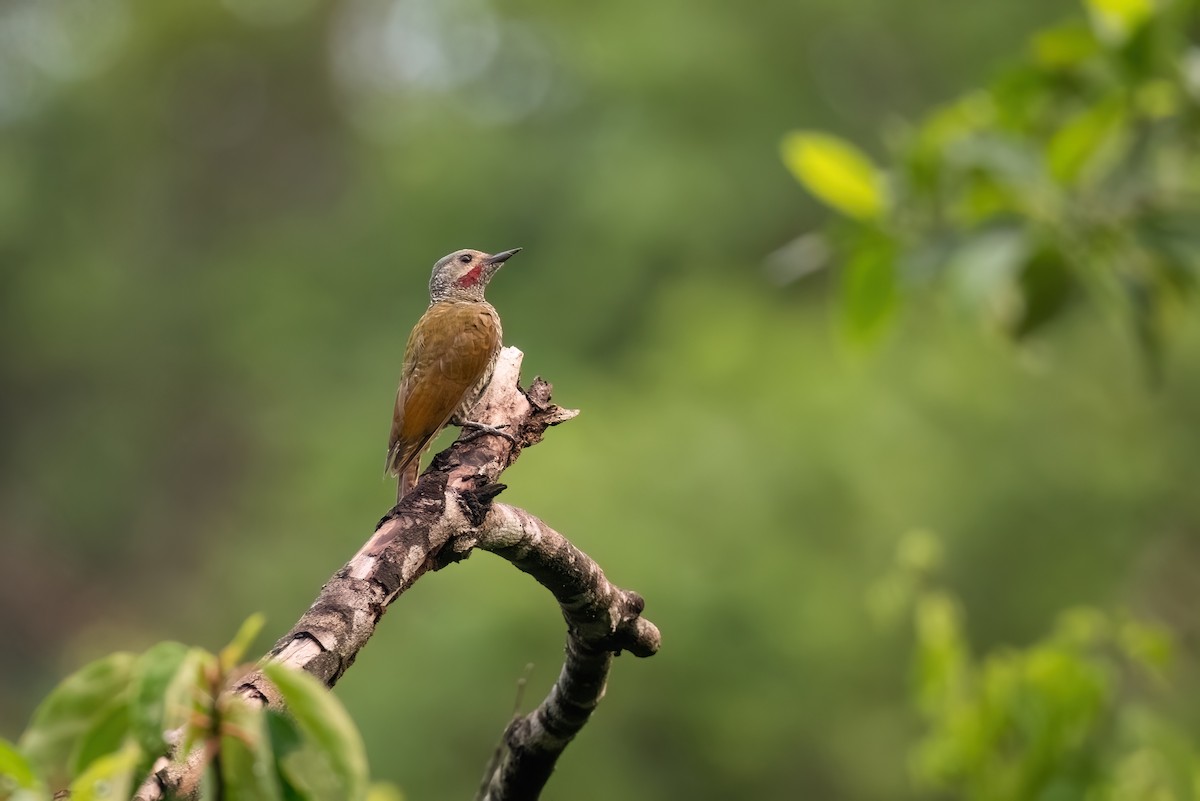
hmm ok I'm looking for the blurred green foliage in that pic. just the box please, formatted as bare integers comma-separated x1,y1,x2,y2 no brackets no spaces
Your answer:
1,618,402,800
2,0,1200,799
875,531,1197,801
784,0,1200,373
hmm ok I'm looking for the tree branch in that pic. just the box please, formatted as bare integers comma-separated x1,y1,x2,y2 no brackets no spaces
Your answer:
133,347,658,801
472,503,659,801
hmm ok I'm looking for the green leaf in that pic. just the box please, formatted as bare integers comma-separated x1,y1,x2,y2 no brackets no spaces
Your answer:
943,136,1045,220
18,652,136,786
0,737,43,793
781,131,889,220
1111,712,1200,799
130,641,191,757
1031,22,1100,69
946,226,1030,318
266,710,325,801
162,648,219,758
841,235,897,341
1012,246,1076,338
67,742,139,801
221,614,267,674
263,664,369,801
366,783,405,801
1047,96,1126,184
220,698,283,801
1136,211,1200,294
1052,607,1109,647
1085,0,1154,44
1135,79,1180,119
68,701,131,778
918,94,995,153
1119,619,1174,674
912,592,968,715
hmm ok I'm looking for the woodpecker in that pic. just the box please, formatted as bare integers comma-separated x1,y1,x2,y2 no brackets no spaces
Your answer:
386,247,520,501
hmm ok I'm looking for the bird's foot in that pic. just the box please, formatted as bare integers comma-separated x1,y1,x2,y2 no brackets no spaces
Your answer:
454,418,518,445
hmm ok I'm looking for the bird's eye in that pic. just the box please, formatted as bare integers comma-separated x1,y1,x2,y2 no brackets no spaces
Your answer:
458,253,472,264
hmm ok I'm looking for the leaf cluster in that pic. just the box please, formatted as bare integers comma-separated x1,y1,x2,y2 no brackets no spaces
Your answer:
783,0,1200,376
0,617,396,801
872,530,1198,801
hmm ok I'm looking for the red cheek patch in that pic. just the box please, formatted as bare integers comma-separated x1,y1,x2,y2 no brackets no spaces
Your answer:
456,264,484,288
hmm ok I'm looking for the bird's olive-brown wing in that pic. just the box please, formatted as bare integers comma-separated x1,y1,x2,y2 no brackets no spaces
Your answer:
386,303,501,477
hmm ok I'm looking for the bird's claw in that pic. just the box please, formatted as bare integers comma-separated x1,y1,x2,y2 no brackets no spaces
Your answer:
455,419,518,445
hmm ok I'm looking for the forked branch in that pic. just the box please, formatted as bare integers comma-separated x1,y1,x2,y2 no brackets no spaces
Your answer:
133,347,659,801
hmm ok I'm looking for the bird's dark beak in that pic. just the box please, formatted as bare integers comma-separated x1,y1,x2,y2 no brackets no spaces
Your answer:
485,248,521,266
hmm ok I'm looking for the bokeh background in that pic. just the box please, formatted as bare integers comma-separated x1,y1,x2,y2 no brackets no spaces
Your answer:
3,0,1199,798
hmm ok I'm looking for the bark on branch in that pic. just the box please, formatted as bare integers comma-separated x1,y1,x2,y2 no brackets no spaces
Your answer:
472,504,658,800
133,347,659,801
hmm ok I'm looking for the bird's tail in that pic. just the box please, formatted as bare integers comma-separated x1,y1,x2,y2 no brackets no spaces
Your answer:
397,461,419,503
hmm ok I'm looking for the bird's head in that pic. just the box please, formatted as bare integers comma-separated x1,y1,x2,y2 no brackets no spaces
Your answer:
429,247,520,302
